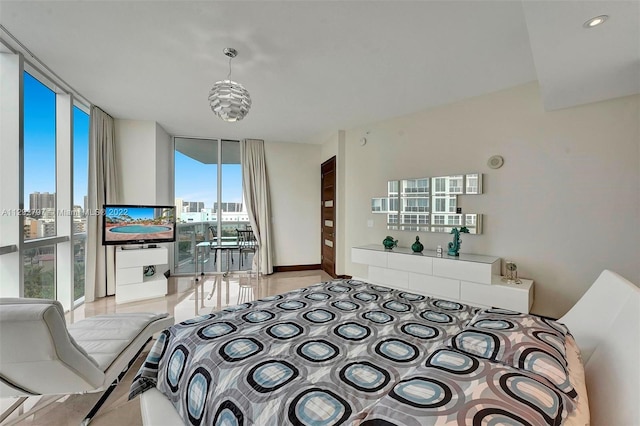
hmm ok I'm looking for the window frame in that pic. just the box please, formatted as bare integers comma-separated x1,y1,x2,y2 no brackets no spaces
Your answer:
19,62,89,311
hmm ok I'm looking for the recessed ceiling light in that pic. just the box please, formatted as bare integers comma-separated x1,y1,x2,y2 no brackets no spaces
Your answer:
584,15,609,28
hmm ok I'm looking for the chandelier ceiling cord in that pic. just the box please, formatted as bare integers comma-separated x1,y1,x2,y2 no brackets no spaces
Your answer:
208,47,252,122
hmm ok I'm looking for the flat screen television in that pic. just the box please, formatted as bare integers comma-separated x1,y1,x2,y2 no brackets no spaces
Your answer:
102,204,176,246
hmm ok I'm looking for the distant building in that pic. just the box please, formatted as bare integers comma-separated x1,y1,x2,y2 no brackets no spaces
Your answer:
29,191,55,211
38,220,56,238
180,210,249,224
73,220,86,234
23,218,38,239
214,202,243,213
22,216,55,239
42,208,56,220
174,198,183,220
183,201,205,213
180,211,215,223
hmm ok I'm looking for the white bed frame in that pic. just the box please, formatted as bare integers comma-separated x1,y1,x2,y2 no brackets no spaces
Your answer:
141,269,640,425
558,269,639,425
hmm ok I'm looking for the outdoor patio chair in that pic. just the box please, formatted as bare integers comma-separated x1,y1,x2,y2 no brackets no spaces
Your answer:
236,228,257,269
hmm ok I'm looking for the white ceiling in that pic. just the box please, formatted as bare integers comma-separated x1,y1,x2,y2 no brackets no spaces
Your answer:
1,1,638,144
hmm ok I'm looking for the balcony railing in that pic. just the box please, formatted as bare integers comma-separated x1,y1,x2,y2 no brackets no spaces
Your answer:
174,221,253,275
74,232,86,302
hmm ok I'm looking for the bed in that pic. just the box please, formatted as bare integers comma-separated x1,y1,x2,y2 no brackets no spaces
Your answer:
130,269,639,425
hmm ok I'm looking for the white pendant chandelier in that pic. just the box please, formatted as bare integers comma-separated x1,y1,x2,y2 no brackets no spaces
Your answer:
208,48,251,122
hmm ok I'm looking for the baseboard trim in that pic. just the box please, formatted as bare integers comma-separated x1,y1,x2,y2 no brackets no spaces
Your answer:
337,274,352,279
273,264,321,273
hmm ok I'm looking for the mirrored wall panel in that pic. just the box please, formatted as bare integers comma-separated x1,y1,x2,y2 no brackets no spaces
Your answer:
372,173,483,234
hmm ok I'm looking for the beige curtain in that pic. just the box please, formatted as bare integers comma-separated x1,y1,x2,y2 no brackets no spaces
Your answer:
240,139,273,274
84,106,119,302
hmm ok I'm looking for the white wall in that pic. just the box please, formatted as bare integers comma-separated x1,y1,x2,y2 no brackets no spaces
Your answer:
340,82,639,318
320,133,339,161
115,119,174,205
115,120,157,204
265,141,321,267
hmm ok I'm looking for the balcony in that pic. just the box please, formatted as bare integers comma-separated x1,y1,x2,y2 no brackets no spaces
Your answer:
174,221,254,275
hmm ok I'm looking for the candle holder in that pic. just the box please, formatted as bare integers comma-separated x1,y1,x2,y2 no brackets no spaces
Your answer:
502,260,522,284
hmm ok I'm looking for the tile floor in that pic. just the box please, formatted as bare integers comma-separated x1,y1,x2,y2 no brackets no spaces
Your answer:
2,269,333,426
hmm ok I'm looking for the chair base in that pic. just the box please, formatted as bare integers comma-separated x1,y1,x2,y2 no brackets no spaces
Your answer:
81,336,151,425
2,338,151,426
0,396,28,424
1,395,59,426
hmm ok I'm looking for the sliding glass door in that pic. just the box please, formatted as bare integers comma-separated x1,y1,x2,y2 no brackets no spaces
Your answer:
173,138,249,275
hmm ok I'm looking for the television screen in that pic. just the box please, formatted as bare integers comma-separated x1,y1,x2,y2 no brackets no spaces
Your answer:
102,205,176,246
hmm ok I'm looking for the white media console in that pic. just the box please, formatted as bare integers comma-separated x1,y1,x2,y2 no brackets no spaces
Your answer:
352,244,533,313
115,246,168,304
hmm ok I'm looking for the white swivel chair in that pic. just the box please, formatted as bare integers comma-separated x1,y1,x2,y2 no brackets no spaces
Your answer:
0,298,174,425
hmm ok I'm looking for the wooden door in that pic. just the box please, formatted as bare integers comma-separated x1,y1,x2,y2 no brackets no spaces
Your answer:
321,156,337,278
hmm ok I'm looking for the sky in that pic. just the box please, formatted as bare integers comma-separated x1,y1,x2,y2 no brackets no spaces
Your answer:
24,71,242,211
174,151,243,208
23,72,89,208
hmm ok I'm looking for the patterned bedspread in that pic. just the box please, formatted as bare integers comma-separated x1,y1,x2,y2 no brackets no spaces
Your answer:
130,279,576,425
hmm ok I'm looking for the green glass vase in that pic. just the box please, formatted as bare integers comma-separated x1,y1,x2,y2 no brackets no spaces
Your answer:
382,236,398,250
411,236,424,253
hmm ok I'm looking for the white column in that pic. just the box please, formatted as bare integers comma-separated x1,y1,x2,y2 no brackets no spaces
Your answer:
56,93,74,310
0,53,23,297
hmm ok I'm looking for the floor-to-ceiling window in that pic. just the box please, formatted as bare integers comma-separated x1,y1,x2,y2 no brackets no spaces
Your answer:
0,56,88,311
22,72,57,299
73,106,89,302
173,138,248,275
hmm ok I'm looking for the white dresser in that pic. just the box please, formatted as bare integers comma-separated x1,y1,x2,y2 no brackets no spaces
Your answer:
115,247,168,304
351,245,533,313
